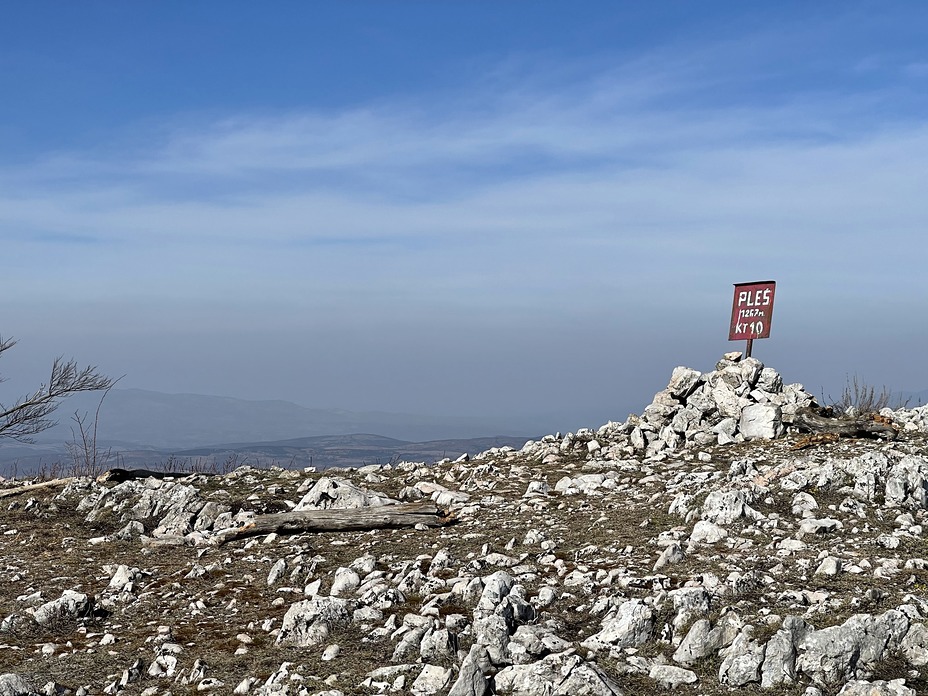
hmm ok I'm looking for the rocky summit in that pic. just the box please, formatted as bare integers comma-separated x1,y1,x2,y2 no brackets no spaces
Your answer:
3,355,928,695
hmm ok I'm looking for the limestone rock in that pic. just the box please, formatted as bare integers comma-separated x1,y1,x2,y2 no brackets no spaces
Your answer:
653,541,684,571
294,476,396,510
668,367,702,399
796,611,909,686
494,652,621,696
739,403,784,440
689,520,728,546
410,665,452,696
33,591,94,626
447,644,492,696
761,616,811,687
701,489,763,525
0,675,38,696
581,599,654,651
718,628,765,686
814,557,842,576
836,680,916,696
755,367,783,392
329,567,361,597
108,565,142,592
901,623,928,666
649,664,698,689
673,619,719,665
276,597,349,647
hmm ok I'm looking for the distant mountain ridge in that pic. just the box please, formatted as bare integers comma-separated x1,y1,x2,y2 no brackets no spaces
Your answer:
125,432,532,472
0,431,533,477
27,388,541,449
0,388,539,475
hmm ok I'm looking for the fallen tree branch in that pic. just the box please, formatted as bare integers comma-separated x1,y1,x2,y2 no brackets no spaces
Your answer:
794,407,898,440
214,502,454,545
790,433,840,451
0,477,75,499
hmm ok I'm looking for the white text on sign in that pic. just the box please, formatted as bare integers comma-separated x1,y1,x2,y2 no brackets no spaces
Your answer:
733,320,764,335
729,280,776,342
737,288,771,307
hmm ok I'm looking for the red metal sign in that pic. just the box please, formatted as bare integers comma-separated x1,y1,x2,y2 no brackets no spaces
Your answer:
729,281,776,341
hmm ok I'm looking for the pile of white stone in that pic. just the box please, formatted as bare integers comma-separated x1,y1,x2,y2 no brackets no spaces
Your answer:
630,351,817,454
515,352,818,466
887,403,928,434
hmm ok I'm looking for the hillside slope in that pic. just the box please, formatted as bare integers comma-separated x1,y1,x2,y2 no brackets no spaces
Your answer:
1,354,928,695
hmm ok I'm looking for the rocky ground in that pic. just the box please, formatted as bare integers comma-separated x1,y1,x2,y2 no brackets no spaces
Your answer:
2,354,928,695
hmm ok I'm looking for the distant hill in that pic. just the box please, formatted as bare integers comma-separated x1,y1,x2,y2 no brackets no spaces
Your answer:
118,432,533,472
0,388,539,476
20,388,541,449
0,432,533,477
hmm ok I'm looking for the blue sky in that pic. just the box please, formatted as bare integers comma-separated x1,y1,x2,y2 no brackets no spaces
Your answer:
2,2,927,432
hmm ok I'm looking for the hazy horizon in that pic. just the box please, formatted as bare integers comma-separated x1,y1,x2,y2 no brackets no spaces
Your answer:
2,3,927,433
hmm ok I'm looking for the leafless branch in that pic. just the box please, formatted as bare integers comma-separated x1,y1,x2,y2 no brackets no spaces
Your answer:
0,335,116,443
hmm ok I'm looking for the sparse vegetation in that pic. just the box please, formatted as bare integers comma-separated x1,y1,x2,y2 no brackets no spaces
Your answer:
65,382,119,478
0,357,926,693
0,420,924,694
827,373,907,416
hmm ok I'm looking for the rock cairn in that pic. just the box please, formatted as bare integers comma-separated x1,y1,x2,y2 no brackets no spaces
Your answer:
523,351,817,465
0,357,925,695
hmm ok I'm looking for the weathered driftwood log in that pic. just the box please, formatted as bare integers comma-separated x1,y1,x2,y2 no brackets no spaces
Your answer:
0,477,75,499
215,502,454,545
794,407,898,440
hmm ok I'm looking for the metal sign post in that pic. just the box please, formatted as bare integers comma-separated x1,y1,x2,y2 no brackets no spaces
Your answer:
728,281,776,357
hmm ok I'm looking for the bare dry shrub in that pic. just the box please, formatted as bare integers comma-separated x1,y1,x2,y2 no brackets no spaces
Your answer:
66,382,120,478
828,374,905,416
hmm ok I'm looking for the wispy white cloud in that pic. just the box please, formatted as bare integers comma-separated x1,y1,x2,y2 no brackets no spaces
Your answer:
4,0,928,443
2,24,927,406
